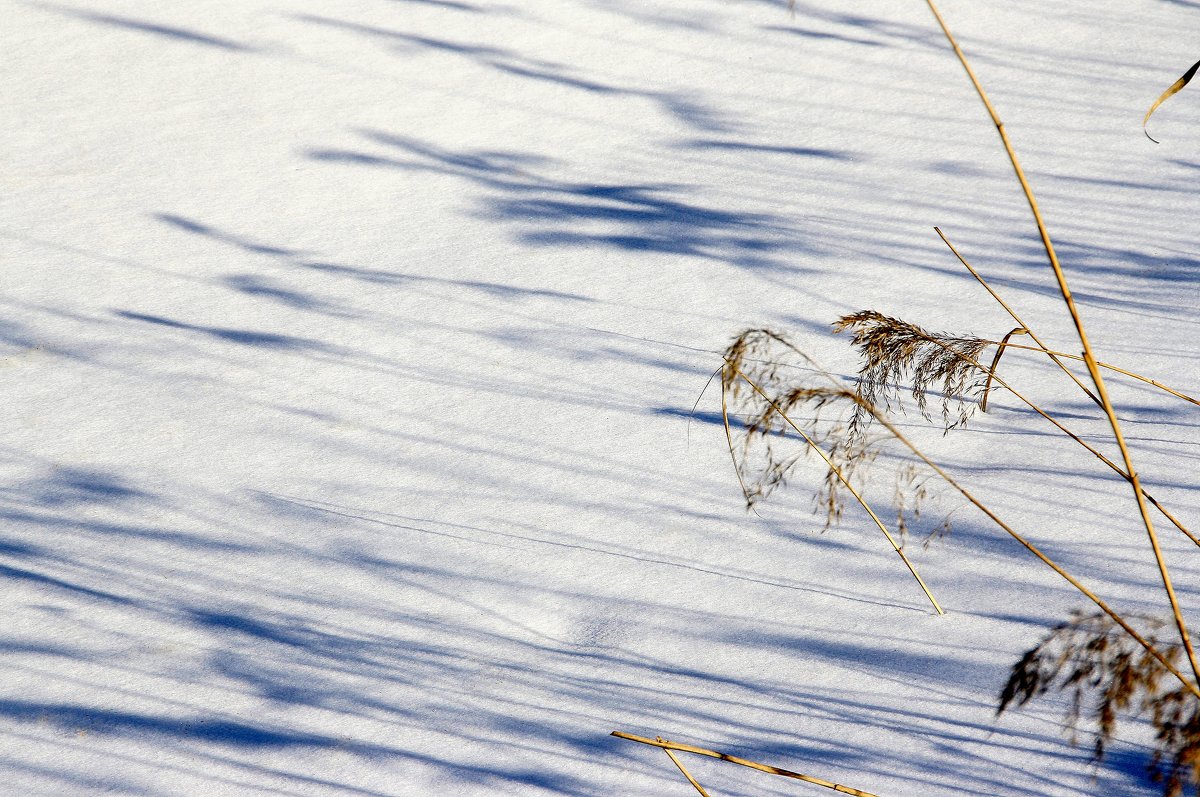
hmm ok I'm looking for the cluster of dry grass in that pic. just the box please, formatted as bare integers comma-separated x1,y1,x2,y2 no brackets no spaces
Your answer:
615,2,1200,795
1000,612,1200,797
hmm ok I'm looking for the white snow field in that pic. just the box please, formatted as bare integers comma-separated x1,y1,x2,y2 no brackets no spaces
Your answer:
3,0,1200,794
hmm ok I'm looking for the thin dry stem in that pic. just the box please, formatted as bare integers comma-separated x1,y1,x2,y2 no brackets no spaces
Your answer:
937,228,1200,410
612,732,884,797
857,395,1200,699
720,369,756,508
988,341,1200,409
923,0,1200,689
1144,58,1200,143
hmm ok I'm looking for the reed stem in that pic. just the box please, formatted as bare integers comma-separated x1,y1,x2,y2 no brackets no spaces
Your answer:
938,227,1200,409
857,397,1200,699
986,340,1200,408
934,227,1100,408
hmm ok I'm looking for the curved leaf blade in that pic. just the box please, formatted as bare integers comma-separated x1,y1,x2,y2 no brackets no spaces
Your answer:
1144,58,1200,143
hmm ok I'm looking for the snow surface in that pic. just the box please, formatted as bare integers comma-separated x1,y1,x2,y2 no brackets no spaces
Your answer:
3,0,1200,794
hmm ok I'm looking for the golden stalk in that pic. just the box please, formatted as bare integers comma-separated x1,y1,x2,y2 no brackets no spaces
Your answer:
612,732,884,797
976,345,1200,547
727,362,944,615
923,0,1200,689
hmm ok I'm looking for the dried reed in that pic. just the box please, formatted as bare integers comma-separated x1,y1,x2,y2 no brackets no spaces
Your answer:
723,331,1198,699
832,310,990,435
922,0,1200,690
694,3,1200,795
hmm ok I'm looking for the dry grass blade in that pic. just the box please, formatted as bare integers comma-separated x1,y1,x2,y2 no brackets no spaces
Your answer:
721,362,758,511
1144,57,1200,143
612,732,885,797
999,612,1200,796
980,327,1026,412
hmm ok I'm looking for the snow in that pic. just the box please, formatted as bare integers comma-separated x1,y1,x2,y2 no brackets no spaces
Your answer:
2,0,1200,794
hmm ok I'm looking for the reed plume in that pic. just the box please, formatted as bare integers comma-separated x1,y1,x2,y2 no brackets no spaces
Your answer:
833,310,992,436
1000,612,1200,797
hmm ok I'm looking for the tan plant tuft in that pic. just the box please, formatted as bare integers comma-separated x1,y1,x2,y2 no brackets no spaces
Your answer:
722,328,950,542
833,310,992,436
